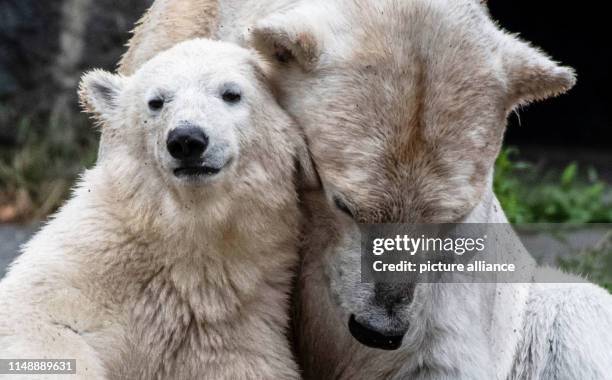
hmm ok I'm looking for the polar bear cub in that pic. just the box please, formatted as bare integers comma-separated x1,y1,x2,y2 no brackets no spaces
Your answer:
0,39,312,379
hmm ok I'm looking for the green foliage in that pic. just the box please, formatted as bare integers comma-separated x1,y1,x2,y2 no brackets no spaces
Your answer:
493,148,533,224
494,148,612,224
495,148,612,292
0,117,98,221
559,232,612,293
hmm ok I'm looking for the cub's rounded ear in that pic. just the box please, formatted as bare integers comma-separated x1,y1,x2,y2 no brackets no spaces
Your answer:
503,38,576,107
78,69,125,123
249,12,321,72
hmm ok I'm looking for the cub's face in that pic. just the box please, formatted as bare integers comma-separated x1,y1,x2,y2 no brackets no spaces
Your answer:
80,39,274,190
134,53,250,187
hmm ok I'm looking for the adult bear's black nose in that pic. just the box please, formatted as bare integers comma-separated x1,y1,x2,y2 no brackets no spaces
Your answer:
166,126,208,161
348,315,405,350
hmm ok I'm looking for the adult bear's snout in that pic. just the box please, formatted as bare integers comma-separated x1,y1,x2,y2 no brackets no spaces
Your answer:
348,314,406,350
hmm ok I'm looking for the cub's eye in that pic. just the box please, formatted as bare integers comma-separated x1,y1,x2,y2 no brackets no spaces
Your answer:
222,89,242,103
333,196,354,219
148,97,164,111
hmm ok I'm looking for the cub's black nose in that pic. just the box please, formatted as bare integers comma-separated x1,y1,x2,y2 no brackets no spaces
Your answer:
167,126,208,161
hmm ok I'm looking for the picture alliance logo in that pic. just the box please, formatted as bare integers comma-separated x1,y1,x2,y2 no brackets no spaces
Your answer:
371,258,517,274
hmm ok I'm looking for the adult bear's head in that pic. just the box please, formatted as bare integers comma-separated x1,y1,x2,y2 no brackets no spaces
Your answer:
251,0,575,349
251,0,574,223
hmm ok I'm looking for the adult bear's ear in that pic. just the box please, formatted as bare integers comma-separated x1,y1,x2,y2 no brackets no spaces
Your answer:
503,38,576,107
79,69,125,124
250,12,321,72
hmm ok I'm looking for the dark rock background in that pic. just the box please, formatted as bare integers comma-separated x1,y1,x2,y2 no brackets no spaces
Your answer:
489,1,611,150
0,0,153,145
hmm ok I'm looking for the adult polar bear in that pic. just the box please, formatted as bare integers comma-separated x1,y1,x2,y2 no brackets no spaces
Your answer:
119,0,612,379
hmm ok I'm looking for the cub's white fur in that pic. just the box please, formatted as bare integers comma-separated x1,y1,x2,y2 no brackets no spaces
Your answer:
0,39,308,379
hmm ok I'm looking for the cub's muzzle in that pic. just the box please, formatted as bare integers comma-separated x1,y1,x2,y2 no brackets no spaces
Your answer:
166,125,229,178
167,125,209,161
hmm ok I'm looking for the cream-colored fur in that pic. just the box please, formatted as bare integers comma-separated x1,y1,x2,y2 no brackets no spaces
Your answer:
118,0,612,379
119,0,219,75
0,39,306,379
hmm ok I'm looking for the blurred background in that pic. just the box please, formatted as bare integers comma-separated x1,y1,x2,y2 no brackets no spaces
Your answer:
0,1,610,286
0,0,152,222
